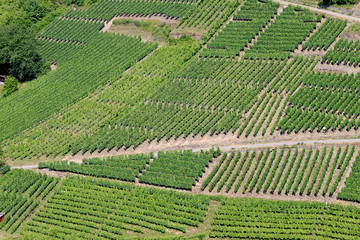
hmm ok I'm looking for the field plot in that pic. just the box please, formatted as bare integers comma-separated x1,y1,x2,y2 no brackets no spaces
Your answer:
0,33,156,145
302,18,347,51
201,0,279,57
200,146,358,199
323,38,360,66
338,153,360,202
174,0,240,39
0,170,59,234
279,71,360,133
39,19,104,43
21,176,210,239
39,150,213,191
210,198,360,239
38,39,85,64
2,41,199,160
39,154,151,182
62,0,193,22
245,5,321,60
139,150,212,190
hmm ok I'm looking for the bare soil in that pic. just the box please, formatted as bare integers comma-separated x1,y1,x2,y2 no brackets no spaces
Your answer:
50,63,57,71
340,32,360,41
61,128,360,164
314,62,360,74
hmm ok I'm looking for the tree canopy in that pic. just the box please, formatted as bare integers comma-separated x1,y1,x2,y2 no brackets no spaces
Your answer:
0,19,43,81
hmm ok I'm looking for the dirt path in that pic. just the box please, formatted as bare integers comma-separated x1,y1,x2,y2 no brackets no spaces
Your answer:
314,62,360,74
22,166,360,209
11,137,360,169
274,0,360,22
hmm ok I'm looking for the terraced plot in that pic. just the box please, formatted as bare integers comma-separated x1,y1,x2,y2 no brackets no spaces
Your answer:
0,170,59,234
201,146,358,198
22,176,210,239
210,198,360,239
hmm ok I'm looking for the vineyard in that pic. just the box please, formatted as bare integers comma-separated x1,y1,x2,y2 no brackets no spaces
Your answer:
39,150,213,190
0,170,59,235
210,198,360,239
0,33,156,143
61,0,193,22
201,146,358,198
1,0,360,239
302,18,347,51
201,0,279,57
322,38,360,66
244,5,321,60
22,176,210,239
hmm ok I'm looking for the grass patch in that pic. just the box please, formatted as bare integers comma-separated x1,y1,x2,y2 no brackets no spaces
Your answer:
134,20,172,40
113,19,132,25
110,19,173,43
345,22,360,35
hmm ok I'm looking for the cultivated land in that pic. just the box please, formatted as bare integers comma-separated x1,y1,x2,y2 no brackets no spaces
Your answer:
1,0,360,239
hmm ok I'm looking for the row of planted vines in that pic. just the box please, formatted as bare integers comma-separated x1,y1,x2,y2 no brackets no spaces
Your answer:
210,197,360,239
22,176,210,239
201,146,357,198
39,150,214,191
2,165,360,239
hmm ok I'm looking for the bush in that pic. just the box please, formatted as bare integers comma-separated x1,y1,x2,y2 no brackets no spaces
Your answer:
2,76,18,97
321,0,359,5
113,19,132,25
1,165,10,175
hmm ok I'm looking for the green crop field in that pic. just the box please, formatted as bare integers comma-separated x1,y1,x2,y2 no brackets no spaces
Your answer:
1,0,360,239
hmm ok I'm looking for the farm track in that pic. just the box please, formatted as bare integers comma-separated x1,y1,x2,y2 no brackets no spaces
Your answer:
11,137,360,169
274,0,360,22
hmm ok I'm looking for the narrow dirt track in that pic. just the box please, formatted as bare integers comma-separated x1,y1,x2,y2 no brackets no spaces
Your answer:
11,137,360,169
274,0,360,21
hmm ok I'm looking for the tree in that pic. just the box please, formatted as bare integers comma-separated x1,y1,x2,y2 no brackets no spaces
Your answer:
2,76,19,97
25,0,46,21
0,18,43,81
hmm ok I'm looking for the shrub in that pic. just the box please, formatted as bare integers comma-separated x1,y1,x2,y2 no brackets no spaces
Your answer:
2,76,18,97
1,165,10,175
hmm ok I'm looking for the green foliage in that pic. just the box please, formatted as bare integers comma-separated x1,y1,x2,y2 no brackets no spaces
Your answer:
202,0,279,57
0,169,59,233
41,153,150,181
0,33,156,143
323,38,360,66
202,146,353,196
303,18,346,51
322,0,359,5
346,22,360,35
139,150,212,190
21,176,210,237
210,197,360,239
338,151,360,202
280,71,360,133
245,5,320,60
0,19,43,81
62,0,192,22
2,76,18,97
113,18,132,25
0,0,94,33
134,20,173,40
1,165,10,175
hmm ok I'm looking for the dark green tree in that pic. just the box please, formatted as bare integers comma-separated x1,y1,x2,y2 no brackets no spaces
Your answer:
2,76,19,97
25,0,46,21
0,18,43,81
